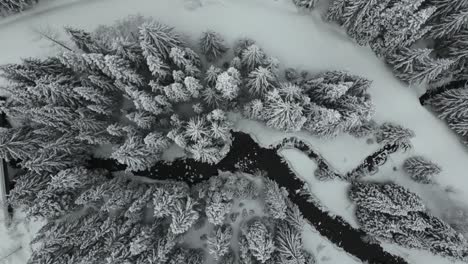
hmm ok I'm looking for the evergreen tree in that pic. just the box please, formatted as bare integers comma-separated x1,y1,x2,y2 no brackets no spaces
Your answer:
205,65,222,87
200,30,228,61
326,0,347,23
243,99,265,120
275,221,306,264
206,194,232,225
126,110,157,129
0,127,41,161
428,0,468,19
169,197,199,234
8,171,49,208
241,44,267,72
215,67,241,100
428,7,468,39
292,0,317,10
65,27,106,54
104,54,144,86
110,133,161,171
263,85,308,132
139,21,183,60
404,156,442,184
247,66,277,96
242,219,275,263
207,225,233,260
0,0,38,16
371,0,435,55
263,178,288,220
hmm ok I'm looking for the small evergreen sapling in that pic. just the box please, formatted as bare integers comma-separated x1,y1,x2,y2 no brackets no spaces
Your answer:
375,122,415,151
403,156,442,184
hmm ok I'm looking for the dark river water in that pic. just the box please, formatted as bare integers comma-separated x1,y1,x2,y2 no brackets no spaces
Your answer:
89,131,408,264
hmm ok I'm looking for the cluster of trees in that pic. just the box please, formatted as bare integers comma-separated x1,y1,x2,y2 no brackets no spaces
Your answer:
15,170,316,264
0,16,376,174
244,69,375,137
326,0,468,87
0,17,235,168
0,0,38,16
350,181,468,261
403,156,441,184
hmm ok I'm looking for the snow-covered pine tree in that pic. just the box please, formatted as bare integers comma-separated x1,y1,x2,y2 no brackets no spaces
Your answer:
205,65,222,87
65,27,107,54
275,221,306,264
242,218,275,263
207,224,233,260
0,0,37,16
200,30,228,62
169,197,199,234
410,57,454,85
386,47,434,83
262,84,308,132
246,66,277,96
241,44,267,72
215,67,241,100
375,122,415,150
7,171,49,209
350,182,426,216
22,133,90,174
139,21,183,60
243,99,265,120
126,110,157,129
371,0,435,56
428,6,468,39
152,183,190,218
104,54,145,86
28,167,107,219
292,0,318,11
263,178,288,220
110,132,162,171
325,0,347,23
0,127,42,161
206,197,232,226
427,0,468,20
403,156,442,184
303,103,342,137
430,87,468,122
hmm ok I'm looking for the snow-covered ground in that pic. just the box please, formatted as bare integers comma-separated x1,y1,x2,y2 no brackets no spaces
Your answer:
1,0,468,263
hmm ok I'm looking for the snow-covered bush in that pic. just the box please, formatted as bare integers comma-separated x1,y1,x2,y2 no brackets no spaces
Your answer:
403,156,442,184
375,122,415,151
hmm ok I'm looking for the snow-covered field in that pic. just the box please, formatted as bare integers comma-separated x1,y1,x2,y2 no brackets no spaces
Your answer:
1,0,468,263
